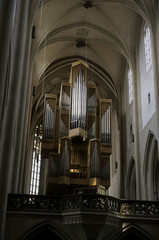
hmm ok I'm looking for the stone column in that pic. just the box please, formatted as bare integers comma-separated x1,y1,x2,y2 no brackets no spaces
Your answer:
0,1,17,238
0,0,15,142
10,1,33,194
0,0,32,238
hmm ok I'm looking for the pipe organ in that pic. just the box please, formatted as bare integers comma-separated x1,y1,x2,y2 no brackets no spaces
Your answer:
101,105,111,143
71,68,87,130
41,60,112,195
60,83,71,138
43,94,57,140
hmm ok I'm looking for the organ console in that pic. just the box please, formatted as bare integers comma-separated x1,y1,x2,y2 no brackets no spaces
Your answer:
41,60,112,195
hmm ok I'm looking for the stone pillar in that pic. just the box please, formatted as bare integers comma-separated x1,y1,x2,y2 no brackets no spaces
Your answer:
0,0,32,238
0,1,15,131
10,1,33,194
0,1,17,238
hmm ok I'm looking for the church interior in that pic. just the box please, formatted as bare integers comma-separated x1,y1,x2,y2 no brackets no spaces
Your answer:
1,0,159,239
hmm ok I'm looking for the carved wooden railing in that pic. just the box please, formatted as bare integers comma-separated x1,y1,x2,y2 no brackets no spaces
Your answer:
7,194,159,217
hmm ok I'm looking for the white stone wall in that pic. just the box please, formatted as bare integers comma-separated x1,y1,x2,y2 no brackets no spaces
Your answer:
121,62,136,199
138,24,156,129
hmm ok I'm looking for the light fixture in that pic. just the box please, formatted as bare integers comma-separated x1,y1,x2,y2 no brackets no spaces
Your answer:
76,39,86,48
83,1,92,9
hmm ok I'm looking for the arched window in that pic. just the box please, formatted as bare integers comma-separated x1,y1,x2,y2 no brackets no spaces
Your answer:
144,24,152,73
128,68,133,104
30,125,42,195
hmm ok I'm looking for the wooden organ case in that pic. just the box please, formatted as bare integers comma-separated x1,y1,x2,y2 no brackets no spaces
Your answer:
41,60,112,195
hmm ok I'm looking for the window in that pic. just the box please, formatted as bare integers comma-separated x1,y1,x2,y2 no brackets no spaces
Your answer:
148,92,151,104
144,25,152,73
128,68,133,104
129,124,134,143
30,125,42,195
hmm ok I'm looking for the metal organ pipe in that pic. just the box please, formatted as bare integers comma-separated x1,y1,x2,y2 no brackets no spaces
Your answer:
44,101,54,139
101,106,111,143
83,76,87,130
108,106,110,143
101,113,103,142
71,69,87,130
71,88,74,129
106,109,108,143
105,111,107,143
75,79,77,128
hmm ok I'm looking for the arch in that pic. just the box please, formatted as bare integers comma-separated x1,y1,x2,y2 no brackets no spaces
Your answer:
40,56,117,95
112,225,152,240
126,157,136,200
33,0,152,52
153,142,159,201
20,221,73,240
144,131,158,200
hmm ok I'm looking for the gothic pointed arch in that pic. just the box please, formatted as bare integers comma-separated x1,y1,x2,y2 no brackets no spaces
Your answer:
144,131,158,200
112,225,152,240
126,156,136,200
20,221,73,240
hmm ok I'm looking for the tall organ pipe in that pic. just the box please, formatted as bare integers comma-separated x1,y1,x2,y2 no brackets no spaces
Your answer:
44,101,54,139
71,69,87,130
101,106,111,143
108,106,110,143
106,109,108,143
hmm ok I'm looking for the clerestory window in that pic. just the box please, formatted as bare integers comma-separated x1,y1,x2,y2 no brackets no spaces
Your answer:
144,25,152,73
128,68,133,104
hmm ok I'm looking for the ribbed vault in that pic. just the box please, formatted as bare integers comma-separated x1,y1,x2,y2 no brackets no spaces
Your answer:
29,0,157,130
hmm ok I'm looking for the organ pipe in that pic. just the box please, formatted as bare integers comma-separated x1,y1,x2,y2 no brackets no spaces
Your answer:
108,106,110,142
101,106,111,143
71,69,87,130
44,101,54,139
88,94,95,113
61,91,70,110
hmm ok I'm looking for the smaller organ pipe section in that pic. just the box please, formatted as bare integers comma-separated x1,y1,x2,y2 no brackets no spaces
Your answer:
59,138,71,176
88,94,95,113
90,140,100,178
101,105,111,143
87,87,96,139
44,101,54,139
60,84,71,137
71,68,87,130
61,85,70,111
43,95,56,140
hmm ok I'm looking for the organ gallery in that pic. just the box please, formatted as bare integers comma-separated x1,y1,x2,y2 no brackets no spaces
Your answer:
41,60,112,194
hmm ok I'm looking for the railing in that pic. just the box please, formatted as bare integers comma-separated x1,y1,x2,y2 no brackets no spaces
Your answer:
7,194,159,217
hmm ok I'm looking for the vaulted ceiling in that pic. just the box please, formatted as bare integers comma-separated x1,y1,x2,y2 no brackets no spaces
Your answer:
30,0,156,126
